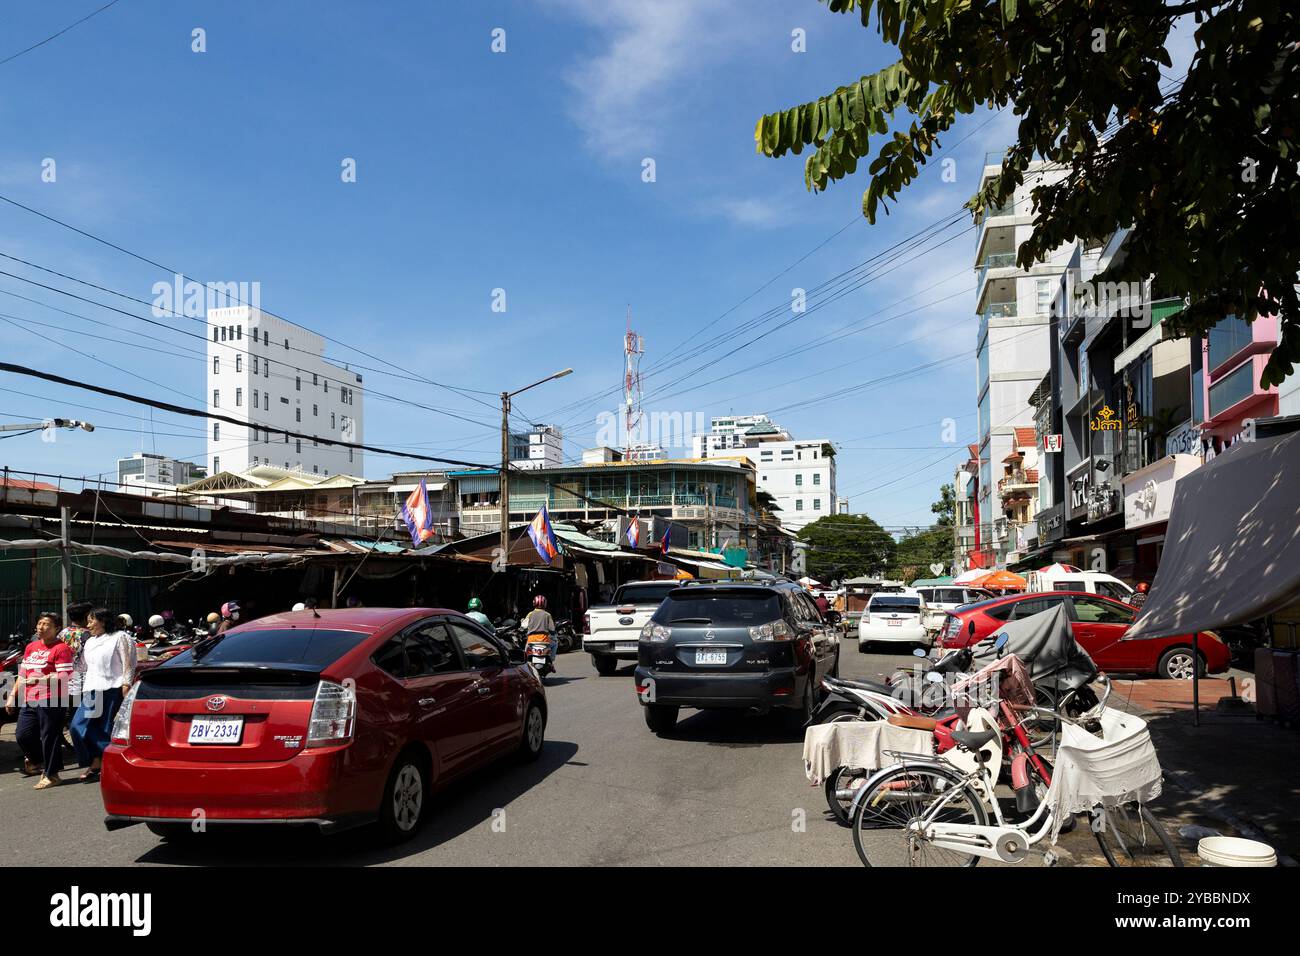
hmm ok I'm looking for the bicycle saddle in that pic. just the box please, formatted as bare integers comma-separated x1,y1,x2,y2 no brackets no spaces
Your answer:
825,676,892,695
887,713,940,732
951,728,999,752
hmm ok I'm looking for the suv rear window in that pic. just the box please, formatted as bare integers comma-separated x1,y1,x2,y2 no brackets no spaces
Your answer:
870,597,921,613
614,583,678,605
655,590,782,625
181,628,368,670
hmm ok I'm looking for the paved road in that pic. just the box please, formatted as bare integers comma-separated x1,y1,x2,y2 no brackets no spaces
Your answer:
0,640,1015,867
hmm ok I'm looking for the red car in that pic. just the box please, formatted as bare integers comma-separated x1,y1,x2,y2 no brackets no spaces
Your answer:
937,592,1230,680
101,608,546,843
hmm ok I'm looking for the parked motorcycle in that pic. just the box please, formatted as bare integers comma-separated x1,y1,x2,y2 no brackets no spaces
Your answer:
494,618,522,648
555,618,579,653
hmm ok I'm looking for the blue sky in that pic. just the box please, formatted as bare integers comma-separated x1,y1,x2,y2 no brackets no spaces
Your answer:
0,0,1077,531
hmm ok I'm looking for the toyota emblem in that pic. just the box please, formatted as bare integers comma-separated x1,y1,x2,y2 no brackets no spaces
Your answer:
205,696,227,712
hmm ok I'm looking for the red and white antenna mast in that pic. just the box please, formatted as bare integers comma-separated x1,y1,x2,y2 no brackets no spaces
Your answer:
623,305,644,454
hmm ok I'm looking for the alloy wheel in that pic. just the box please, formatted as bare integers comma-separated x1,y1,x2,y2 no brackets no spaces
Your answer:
1165,652,1196,680
526,707,544,753
392,764,423,832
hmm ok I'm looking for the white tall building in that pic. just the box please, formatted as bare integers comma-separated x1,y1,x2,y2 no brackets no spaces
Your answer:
509,424,564,470
973,157,1073,565
116,452,205,498
206,306,364,478
693,414,835,531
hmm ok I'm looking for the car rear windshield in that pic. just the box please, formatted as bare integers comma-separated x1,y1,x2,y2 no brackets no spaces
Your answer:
177,628,369,670
654,590,782,625
871,597,921,614
614,583,677,605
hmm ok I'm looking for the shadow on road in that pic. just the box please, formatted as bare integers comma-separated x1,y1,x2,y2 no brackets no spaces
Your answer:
666,708,805,747
127,740,581,866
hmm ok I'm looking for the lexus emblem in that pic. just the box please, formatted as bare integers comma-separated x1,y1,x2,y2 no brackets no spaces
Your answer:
704,628,716,641
205,696,227,712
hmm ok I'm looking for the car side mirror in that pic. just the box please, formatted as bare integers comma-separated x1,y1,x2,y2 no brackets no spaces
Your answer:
967,620,976,637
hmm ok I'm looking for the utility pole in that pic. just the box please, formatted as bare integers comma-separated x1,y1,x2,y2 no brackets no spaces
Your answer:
498,369,573,569
499,390,511,568
60,505,71,623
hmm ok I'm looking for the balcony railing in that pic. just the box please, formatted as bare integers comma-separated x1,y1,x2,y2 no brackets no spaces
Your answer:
977,253,1018,302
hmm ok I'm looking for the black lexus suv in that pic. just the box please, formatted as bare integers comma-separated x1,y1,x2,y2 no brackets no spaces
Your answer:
633,581,839,735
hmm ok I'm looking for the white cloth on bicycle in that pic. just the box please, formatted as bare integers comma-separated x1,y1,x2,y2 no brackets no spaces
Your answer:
802,721,933,786
1045,708,1163,842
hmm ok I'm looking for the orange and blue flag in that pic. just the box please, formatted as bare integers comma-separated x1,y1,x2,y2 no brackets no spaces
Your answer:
528,505,560,565
626,515,640,548
660,523,671,554
401,478,436,547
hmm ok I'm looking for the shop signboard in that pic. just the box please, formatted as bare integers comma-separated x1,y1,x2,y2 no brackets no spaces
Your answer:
1122,454,1202,529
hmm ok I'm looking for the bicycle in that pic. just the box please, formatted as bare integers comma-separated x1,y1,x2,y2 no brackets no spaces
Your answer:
848,699,1181,868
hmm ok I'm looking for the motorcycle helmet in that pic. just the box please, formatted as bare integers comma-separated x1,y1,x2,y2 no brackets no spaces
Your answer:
468,597,483,611
117,613,133,629
206,612,220,624
221,601,241,621
532,595,547,609
148,614,165,629
1136,582,1149,593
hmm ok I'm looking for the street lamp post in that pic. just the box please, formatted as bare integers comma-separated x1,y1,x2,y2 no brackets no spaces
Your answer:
499,369,572,568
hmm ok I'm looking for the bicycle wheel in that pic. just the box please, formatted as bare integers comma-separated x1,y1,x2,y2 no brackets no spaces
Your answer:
851,764,988,867
1094,803,1183,867
824,766,870,826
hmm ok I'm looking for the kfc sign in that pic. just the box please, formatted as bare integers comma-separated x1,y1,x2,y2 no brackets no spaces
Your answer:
1042,434,1063,453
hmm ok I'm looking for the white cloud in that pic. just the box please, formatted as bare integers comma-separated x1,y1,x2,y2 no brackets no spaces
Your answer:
546,0,738,160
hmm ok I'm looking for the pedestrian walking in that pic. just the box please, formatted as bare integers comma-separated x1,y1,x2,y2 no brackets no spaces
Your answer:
69,607,136,782
1130,582,1149,610
6,610,74,789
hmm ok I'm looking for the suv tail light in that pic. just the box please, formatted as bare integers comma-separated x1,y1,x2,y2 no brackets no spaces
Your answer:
111,682,140,744
306,680,355,747
640,623,671,642
749,620,794,642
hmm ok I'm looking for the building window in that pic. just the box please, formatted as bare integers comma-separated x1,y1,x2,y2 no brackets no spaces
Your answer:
296,376,301,391
213,356,220,374
236,326,242,340
212,327,218,342
1209,360,1257,417
212,389,219,407
795,474,803,487
313,465,319,474
220,326,227,341
213,423,219,441
296,408,301,422
1036,278,1053,315
313,404,318,417
285,338,290,351
253,356,259,375
1207,315,1252,371
349,448,354,463
264,360,269,378
313,373,318,386
213,457,219,472
263,330,268,346
331,413,336,429
296,439,302,453
813,473,821,486
795,499,804,511
235,355,242,372
253,389,259,407
235,388,242,407
813,498,821,510
323,380,328,394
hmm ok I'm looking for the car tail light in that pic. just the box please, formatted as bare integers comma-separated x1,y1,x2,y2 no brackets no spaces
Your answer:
306,680,355,747
111,682,140,744
641,623,671,642
749,620,793,642
582,612,590,635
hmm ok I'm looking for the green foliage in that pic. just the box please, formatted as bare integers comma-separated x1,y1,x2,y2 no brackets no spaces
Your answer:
890,526,952,582
797,513,896,581
757,0,1300,386
931,482,956,527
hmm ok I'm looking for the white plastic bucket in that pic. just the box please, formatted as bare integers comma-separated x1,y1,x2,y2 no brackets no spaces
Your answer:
1197,836,1277,867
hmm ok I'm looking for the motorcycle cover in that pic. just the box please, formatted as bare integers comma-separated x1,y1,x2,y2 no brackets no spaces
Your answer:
968,605,1097,691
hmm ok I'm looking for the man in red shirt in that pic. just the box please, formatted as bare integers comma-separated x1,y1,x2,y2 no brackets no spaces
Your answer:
5,610,74,789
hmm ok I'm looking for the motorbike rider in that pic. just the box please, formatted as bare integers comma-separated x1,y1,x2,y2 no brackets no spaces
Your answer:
1130,582,1149,609
465,598,495,635
521,595,557,666
217,601,240,634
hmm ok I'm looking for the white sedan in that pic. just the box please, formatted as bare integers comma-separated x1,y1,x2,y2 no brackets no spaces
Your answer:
858,594,930,652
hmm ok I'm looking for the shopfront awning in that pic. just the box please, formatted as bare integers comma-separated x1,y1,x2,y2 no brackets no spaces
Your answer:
1126,430,1300,640
387,482,447,494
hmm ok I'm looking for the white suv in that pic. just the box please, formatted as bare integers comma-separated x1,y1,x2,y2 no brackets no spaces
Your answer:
858,593,929,653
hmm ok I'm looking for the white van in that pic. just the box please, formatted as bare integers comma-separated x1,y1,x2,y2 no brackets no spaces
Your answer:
912,585,996,634
1024,569,1134,602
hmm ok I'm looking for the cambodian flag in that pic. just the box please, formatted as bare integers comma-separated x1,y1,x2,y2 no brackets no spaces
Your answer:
528,505,560,565
401,478,436,547
660,524,671,554
626,515,640,548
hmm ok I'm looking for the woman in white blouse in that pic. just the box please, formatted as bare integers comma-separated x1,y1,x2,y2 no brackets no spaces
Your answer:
68,607,136,782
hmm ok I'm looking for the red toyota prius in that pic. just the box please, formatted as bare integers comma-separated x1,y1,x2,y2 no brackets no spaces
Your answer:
101,608,546,843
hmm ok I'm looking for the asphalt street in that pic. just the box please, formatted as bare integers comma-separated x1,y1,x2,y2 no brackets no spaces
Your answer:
0,640,1047,867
